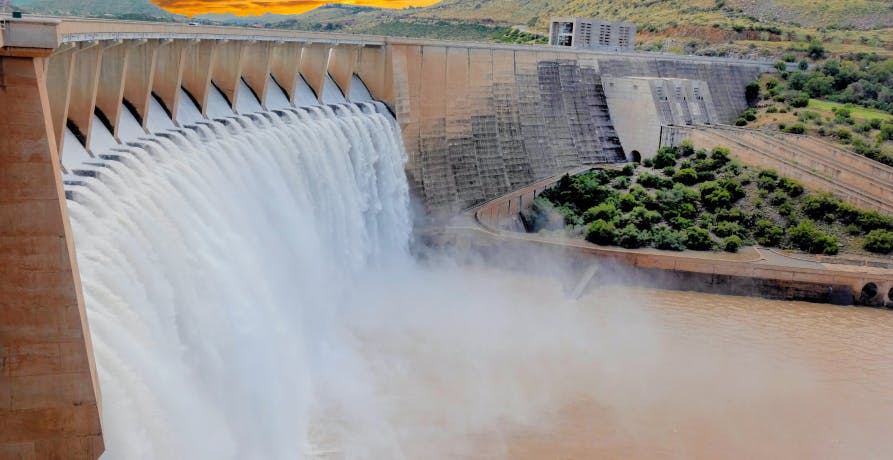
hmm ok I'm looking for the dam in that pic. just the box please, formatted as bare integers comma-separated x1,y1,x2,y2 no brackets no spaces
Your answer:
4,15,887,459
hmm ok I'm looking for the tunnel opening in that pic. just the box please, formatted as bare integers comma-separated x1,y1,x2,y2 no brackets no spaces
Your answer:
630,150,641,163
859,283,879,305
887,287,893,309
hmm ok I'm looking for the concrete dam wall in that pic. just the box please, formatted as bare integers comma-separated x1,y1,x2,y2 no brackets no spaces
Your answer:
0,18,771,457
389,43,768,212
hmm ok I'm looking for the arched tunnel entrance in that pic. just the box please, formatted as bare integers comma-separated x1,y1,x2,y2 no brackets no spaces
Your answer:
630,150,642,163
859,283,879,305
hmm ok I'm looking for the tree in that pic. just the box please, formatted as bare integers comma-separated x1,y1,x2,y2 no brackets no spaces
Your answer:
652,225,686,251
617,224,649,249
754,219,784,246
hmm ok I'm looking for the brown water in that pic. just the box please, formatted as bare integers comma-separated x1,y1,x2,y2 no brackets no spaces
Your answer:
333,268,893,459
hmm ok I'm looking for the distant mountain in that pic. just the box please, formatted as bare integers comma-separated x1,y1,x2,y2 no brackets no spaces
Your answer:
21,0,181,21
194,12,297,25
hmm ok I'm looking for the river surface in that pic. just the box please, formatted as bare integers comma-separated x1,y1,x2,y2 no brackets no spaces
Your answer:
334,267,893,459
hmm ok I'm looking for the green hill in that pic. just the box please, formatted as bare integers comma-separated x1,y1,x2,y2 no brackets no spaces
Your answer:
20,0,181,21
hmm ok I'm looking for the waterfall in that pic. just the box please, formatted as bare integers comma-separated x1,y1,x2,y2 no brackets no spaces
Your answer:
66,102,412,459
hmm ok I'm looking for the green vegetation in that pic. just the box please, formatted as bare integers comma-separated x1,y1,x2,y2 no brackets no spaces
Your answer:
749,54,893,168
527,143,893,256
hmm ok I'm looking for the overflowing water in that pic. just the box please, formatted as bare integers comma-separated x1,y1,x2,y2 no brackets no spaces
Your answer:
66,103,412,458
66,102,893,459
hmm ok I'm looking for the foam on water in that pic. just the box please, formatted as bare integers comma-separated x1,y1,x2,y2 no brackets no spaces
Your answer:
66,102,411,458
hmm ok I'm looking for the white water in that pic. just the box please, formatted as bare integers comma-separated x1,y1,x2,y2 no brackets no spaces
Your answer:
67,102,412,458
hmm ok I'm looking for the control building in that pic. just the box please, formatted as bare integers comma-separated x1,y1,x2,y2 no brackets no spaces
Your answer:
549,17,636,52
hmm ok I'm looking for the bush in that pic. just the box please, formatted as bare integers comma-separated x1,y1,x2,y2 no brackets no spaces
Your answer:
612,176,631,189
754,219,784,246
770,190,788,206
673,168,699,185
778,177,804,197
778,202,794,217
746,80,761,106
677,141,695,157
710,147,731,165
652,225,686,251
699,181,732,210
685,227,714,250
617,224,649,249
661,166,676,177
712,221,745,238
638,172,673,189
723,235,743,253
863,229,893,254
653,147,678,169
735,118,748,126
629,206,662,230
618,192,640,212
585,219,618,245
582,202,619,223
857,211,893,232
802,193,841,219
783,123,806,134
788,219,839,254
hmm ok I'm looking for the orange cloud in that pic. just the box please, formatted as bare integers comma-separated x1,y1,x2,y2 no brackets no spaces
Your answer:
151,0,439,16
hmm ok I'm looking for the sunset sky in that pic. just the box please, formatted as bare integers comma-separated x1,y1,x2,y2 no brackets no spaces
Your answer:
151,0,441,16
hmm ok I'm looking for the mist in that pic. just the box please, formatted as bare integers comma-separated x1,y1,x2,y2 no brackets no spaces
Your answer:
66,103,893,459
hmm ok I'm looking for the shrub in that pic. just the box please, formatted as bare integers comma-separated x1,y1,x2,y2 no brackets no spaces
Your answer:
699,181,732,210
783,123,806,134
766,106,779,113
618,192,640,212
770,190,788,206
617,224,649,249
779,178,804,197
612,176,631,189
774,61,787,71
863,229,893,254
652,225,686,251
621,164,637,176
710,147,731,165
585,219,618,245
662,166,676,177
723,235,743,253
685,227,714,250
857,211,893,232
778,202,794,217
638,172,673,189
789,94,810,108
641,157,654,168
754,219,784,246
802,193,841,219
582,202,619,223
629,206,662,230
712,221,745,238
673,168,699,185
677,141,695,157
788,219,839,254
696,170,716,182
653,147,678,169
735,118,748,126
757,175,778,191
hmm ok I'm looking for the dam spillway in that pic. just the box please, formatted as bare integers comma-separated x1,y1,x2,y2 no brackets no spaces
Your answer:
65,102,412,458
0,17,775,456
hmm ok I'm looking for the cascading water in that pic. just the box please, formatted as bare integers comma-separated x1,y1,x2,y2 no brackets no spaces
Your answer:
66,102,413,458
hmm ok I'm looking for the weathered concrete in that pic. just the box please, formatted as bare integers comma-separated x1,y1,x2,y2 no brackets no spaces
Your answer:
0,54,104,459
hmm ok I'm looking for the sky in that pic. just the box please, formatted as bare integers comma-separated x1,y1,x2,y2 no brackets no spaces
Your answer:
151,0,441,16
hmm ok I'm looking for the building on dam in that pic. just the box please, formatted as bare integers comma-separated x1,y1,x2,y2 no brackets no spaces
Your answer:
548,17,636,52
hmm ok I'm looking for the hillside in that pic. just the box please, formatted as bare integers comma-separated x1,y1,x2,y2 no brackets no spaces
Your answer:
19,0,181,20
415,0,893,30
